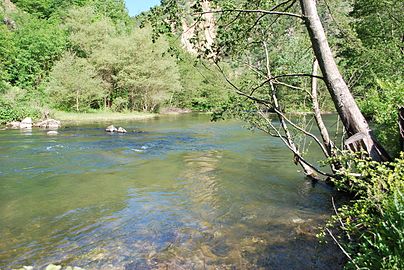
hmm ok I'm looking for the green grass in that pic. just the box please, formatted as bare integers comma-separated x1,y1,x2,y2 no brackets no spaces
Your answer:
53,111,157,123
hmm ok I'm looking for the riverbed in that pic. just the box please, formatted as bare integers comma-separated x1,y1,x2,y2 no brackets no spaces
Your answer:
0,113,343,269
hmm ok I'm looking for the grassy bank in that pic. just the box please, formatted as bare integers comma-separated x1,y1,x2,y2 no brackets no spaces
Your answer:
54,111,157,123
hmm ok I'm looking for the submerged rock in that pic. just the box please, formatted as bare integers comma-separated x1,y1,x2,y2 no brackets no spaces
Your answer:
117,127,127,133
45,265,61,270
105,125,117,132
47,131,58,136
20,118,32,129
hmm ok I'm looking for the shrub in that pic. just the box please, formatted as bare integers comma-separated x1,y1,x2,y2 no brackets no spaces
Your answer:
323,152,404,269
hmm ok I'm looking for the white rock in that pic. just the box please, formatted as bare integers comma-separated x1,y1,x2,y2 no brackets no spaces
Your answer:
117,127,127,133
105,125,117,132
47,131,58,136
20,117,33,129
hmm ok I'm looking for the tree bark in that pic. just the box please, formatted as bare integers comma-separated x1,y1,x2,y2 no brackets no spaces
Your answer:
399,106,404,152
299,0,390,162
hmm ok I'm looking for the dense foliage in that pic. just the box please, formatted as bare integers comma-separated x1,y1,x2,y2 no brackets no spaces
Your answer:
0,0,231,123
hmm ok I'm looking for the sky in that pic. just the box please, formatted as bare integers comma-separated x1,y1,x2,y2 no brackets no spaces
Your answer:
125,0,161,16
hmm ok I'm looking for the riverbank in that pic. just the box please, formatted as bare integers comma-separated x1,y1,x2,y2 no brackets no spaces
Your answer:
54,111,157,123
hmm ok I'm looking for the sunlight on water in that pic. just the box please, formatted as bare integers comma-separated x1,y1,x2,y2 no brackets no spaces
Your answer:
0,114,343,269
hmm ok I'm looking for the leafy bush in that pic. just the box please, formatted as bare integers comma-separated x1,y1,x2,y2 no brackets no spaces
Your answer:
323,152,404,269
360,80,404,157
0,85,42,123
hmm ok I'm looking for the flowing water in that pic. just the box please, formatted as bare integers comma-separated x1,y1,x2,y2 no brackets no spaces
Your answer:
0,114,344,269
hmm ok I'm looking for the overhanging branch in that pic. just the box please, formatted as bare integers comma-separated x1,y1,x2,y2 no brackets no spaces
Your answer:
194,9,304,20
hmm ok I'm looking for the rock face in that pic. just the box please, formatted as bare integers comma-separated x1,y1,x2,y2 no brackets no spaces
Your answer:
180,0,216,55
105,125,117,132
20,118,32,129
35,119,61,129
117,127,127,133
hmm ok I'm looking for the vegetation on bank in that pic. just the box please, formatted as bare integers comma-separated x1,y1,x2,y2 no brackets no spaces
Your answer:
321,152,404,269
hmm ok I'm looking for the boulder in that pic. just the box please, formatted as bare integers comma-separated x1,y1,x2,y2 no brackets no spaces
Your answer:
20,117,32,129
117,127,127,133
105,125,117,132
6,121,20,129
47,131,58,136
36,119,61,129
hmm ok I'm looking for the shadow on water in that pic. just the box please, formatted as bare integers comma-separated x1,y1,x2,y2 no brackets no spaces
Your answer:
0,114,345,269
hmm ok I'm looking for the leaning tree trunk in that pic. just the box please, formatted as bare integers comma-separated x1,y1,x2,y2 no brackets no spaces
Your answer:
299,0,390,162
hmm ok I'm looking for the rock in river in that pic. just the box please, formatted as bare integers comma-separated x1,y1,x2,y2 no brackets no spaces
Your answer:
36,119,61,129
105,125,117,132
117,127,127,133
20,117,32,129
47,131,58,136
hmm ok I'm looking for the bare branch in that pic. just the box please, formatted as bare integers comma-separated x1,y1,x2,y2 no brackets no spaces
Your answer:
326,228,360,269
214,62,271,106
331,197,351,240
273,108,330,157
194,9,304,20
260,109,333,178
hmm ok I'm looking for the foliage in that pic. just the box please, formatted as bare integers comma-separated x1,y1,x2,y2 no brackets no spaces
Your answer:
340,0,404,90
171,44,232,111
90,26,182,112
46,52,105,112
12,0,130,24
0,84,42,123
7,12,67,88
63,6,116,57
322,152,404,269
360,80,404,157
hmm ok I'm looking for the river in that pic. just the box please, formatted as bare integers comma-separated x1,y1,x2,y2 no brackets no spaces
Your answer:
0,113,343,269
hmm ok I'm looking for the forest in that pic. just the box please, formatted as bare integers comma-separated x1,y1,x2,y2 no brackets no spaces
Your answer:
0,0,403,269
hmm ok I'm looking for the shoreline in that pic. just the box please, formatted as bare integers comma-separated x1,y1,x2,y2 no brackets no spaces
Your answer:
53,111,158,124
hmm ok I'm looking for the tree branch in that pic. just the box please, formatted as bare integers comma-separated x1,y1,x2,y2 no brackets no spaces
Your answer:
194,9,304,20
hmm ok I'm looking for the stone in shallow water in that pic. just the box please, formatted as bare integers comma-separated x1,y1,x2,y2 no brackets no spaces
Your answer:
47,131,58,136
45,265,61,270
105,125,117,132
117,127,127,133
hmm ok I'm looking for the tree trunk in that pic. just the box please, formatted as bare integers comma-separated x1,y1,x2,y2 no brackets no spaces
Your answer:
399,106,404,152
76,90,79,112
299,0,390,162
311,59,333,157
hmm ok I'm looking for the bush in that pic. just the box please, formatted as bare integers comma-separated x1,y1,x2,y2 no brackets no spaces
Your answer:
323,152,404,269
0,84,43,123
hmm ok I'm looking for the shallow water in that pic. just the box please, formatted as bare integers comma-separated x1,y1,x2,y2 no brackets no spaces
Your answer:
0,114,343,269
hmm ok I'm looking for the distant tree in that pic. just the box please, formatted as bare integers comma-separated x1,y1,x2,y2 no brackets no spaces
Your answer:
7,13,67,88
46,52,106,112
64,6,116,57
91,26,182,112
0,24,15,90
